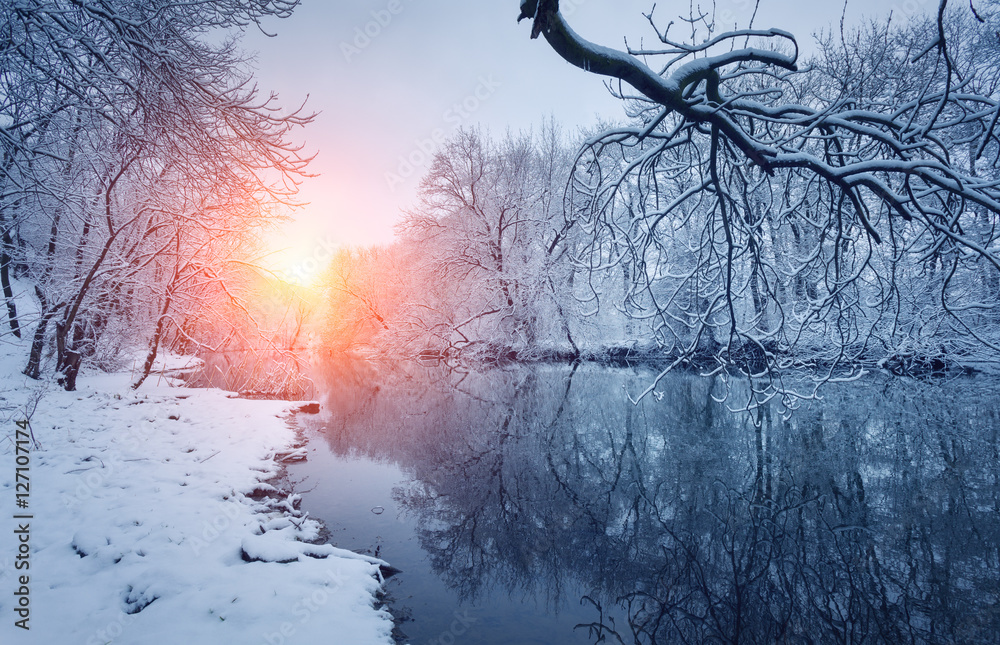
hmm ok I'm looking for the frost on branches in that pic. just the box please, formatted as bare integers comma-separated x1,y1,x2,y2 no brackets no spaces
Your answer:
519,0,1000,400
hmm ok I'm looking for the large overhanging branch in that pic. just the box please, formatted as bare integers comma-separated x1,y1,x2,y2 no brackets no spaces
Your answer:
518,0,796,171
520,0,1000,393
517,0,1000,228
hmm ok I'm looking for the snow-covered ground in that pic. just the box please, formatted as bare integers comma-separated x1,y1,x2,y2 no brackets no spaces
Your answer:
0,346,395,644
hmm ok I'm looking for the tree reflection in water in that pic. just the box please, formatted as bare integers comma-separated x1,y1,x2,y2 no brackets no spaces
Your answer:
307,357,1000,644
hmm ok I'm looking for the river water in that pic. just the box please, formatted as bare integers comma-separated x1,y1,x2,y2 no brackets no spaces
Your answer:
282,356,999,644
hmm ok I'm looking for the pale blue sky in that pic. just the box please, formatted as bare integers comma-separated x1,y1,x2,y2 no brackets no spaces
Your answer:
242,0,935,279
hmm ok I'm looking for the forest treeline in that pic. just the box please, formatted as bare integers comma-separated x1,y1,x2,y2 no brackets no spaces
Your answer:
3,1,1000,394
0,0,311,389
320,6,1000,384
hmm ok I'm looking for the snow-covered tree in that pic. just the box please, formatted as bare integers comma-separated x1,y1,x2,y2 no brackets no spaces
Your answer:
519,0,1000,399
1,0,312,389
391,125,578,359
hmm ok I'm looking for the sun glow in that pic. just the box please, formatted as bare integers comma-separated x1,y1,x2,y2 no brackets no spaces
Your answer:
258,224,339,290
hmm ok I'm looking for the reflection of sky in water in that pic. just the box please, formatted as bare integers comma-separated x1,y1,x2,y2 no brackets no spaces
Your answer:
291,357,1000,644
291,430,600,644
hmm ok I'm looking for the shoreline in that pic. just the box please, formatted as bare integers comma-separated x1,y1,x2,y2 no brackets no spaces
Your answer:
0,353,395,644
275,417,409,643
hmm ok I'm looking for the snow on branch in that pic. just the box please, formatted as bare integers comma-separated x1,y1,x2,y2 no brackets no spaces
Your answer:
522,0,1000,401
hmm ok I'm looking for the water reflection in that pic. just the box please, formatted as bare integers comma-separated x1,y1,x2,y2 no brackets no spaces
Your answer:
306,357,1000,644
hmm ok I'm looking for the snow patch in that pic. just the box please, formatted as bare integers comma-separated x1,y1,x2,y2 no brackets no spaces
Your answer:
0,350,394,644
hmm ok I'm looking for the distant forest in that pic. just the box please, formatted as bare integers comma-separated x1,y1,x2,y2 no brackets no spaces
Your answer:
2,1,1000,397
318,4,1000,386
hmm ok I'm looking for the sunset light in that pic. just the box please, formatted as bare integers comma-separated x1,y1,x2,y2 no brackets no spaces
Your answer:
265,238,337,290
3,1,1000,644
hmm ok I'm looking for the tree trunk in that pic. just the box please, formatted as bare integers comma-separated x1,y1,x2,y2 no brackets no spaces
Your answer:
24,287,62,379
0,228,20,338
23,185,64,377
24,312,53,380
57,350,82,391
132,289,173,389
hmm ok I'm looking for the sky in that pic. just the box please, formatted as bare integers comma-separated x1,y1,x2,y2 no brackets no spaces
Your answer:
241,0,937,282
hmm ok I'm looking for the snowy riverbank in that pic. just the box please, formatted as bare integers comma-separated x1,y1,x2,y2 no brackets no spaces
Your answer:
0,349,395,644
